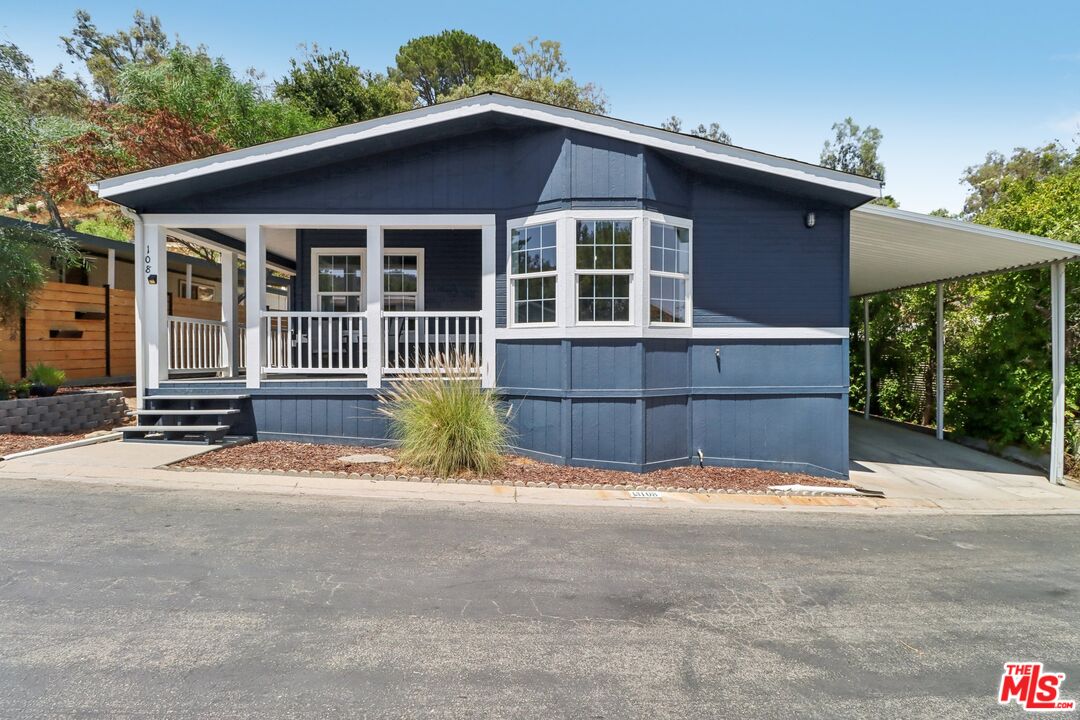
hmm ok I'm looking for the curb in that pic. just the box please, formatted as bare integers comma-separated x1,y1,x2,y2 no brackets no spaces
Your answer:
0,432,121,462
168,464,861,499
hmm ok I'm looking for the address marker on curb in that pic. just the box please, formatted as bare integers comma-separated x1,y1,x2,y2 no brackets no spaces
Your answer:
629,490,662,498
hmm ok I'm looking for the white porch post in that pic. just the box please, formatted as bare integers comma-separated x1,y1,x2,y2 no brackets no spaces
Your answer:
245,225,266,389
1050,261,1066,484
220,250,239,377
132,219,146,406
863,297,871,420
185,263,193,298
106,248,116,288
936,282,945,440
366,225,383,389
481,222,496,388
143,223,169,389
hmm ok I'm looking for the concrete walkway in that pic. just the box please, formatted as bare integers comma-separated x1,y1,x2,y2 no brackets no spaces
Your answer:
849,415,1079,512
1,429,1079,515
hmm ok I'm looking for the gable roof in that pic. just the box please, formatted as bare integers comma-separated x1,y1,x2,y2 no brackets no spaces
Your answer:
91,93,883,202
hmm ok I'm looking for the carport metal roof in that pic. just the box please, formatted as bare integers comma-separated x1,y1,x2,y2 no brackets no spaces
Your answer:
848,202,1077,485
850,203,1080,297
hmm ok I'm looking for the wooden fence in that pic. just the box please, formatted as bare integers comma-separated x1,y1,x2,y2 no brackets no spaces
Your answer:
0,282,231,384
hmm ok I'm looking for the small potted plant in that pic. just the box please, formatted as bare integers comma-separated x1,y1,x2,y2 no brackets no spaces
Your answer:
13,379,32,399
27,363,65,397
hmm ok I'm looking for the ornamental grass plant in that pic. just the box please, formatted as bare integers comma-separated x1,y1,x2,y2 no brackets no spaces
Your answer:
377,355,510,477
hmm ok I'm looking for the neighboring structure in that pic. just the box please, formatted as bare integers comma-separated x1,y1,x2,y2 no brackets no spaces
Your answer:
0,217,290,383
89,94,1079,479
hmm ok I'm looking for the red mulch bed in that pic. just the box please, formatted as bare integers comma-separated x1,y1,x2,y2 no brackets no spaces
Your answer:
0,433,86,457
172,441,849,491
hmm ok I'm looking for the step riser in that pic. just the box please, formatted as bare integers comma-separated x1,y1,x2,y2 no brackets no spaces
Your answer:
125,394,250,445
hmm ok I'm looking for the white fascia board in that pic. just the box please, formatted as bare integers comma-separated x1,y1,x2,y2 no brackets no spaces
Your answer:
494,326,850,340
93,95,881,200
853,203,1080,255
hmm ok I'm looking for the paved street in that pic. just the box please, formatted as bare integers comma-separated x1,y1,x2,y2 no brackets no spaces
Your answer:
0,478,1077,718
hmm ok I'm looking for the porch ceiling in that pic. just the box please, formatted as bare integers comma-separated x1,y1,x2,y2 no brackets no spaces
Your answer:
849,204,1080,296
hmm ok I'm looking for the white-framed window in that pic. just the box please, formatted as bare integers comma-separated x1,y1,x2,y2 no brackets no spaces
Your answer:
312,248,364,312
383,248,424,311
508,221,558,325
179,280,216,301
575,218,633,324
504,210,691,334
648,220,691,325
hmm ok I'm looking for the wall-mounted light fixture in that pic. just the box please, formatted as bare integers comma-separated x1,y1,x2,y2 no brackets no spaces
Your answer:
147,274,158,285
804,211,816,229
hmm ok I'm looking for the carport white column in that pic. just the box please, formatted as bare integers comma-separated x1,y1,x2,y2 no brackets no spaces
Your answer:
366,225,383,389
935,282,944,440
863,297,871,420
132,219,145,406
144,223,169,389
245,225,266,389
185,263,193,298
220,250,239,377
1050,261,1066,484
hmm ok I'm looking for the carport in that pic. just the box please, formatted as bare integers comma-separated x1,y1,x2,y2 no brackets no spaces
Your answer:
849,203,1080,484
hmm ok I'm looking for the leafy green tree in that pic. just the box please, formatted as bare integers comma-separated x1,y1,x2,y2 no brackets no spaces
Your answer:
820,117,885,181
276,44,413,125
393,30,514,105
445,37,607,114
0,222,85,325
0,87,39,199
61,9,171,102
660,116,732,144
118,46,324,148
960,143,1075,218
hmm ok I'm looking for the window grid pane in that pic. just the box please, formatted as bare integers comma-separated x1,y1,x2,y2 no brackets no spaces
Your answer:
576,220,632,270
316,254,363,312
577,273,630,322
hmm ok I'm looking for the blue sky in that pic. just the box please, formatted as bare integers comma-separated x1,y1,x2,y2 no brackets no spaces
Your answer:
5,0,1079,213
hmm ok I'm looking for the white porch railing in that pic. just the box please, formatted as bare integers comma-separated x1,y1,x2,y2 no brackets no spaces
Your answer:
262,312,367,374
168,316,227,372
383,311,483,375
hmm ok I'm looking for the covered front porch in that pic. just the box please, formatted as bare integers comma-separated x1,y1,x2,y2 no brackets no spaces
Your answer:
134,214,497,394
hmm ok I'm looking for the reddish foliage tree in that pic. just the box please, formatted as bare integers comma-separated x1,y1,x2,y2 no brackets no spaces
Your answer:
42,102,229,203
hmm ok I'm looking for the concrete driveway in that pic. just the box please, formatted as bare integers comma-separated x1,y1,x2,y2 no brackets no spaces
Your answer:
849,416,1078,510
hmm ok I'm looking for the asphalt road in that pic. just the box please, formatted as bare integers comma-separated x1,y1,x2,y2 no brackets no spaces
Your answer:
0,479,1076,719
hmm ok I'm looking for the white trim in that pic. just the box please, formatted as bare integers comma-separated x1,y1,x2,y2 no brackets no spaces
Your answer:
481,223,496,388
93,95,881,200
106,248,116,288
935,282,944,440
145,224,168,389
494,326,851,340
310,247,365,312
365,227,383,389
1050,261,1066,484
138,213,496,229
382,247,425,312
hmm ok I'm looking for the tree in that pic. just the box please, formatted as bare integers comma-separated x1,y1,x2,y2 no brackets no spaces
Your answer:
117,46,324,148
41,101,229,205
0,87,39,199
445,37,608,114
960,143,1075,218
61,9,171,102
393,30,514,105
276,45,413,125
661,116,732,144
820,117,885,181
0,222,84,326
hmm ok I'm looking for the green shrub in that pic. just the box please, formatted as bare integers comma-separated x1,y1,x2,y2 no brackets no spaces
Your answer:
27,362,65,388
74,216,131,242
0,376,11,400
378,356,510,477
12,379,31,398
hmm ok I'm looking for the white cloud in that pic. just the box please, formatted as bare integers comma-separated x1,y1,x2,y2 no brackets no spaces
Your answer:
1048,112,1080,135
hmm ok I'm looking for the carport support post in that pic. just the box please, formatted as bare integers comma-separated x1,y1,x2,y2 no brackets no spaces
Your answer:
1050,261,1066,484
863,297,871,420
935,282,944,440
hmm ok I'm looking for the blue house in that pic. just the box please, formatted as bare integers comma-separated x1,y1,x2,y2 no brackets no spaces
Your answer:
93,93,1077,480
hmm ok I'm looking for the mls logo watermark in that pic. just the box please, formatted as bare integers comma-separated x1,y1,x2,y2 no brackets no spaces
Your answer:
999,662,1075,712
